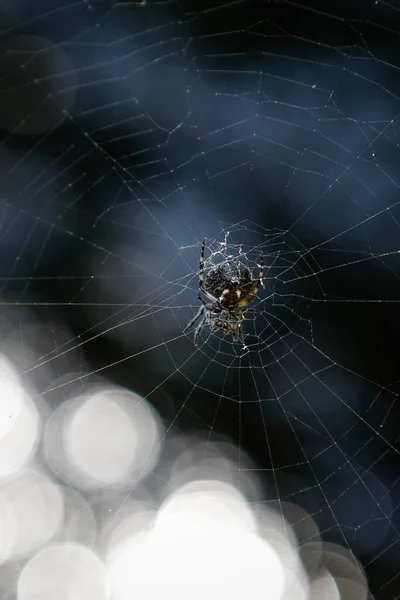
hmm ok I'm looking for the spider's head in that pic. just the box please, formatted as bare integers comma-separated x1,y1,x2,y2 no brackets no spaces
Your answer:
211,308,242,341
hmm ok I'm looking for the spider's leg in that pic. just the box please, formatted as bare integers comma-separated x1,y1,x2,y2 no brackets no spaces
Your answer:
194,313,207,347
238,312,244,343
198,240,220,303
197,293,207,308
184,292,208,334
244,254,264,306
184,294,214,335
183,304,204,334
199,239,206,289
193,299,222,346
256,254,264,289
202,289,219,303
197,293,217,311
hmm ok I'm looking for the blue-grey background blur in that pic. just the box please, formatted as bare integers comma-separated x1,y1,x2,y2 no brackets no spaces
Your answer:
1,0,400,597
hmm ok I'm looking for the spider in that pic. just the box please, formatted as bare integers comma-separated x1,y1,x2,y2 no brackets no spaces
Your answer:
184,240,264,346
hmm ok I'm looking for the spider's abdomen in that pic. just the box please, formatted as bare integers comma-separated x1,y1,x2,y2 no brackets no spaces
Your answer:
205,260,253,307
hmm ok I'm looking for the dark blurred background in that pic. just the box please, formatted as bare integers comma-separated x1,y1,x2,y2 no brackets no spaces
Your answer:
1,0,400,598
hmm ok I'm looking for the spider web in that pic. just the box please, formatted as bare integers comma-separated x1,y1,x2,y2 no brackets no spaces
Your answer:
1,0,400,597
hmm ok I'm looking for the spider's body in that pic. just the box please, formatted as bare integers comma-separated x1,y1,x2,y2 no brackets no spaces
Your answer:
184,241,263,346
205,260,254,309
